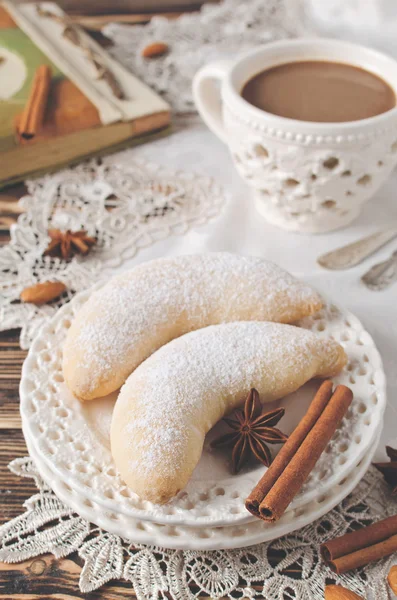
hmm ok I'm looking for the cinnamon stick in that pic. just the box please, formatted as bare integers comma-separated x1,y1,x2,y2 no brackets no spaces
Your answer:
246,383,353,522
321,515,397,574
245,380,333,517
17,65,51,140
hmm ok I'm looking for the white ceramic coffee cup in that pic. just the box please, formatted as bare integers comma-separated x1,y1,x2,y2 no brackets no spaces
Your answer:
193,39,397,233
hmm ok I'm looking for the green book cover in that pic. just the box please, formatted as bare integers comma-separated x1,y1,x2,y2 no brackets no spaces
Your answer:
0,25,61,152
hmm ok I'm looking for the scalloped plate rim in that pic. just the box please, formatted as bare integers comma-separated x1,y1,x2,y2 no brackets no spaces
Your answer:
24,423,381,550
20,282,386,527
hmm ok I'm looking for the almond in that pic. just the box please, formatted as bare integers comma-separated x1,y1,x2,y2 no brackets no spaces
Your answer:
20,281,67,305
324,585,364,600
388,565,397,595
141,42,169,59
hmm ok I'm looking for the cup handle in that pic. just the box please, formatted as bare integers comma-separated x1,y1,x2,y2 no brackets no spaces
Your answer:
192,60,232,144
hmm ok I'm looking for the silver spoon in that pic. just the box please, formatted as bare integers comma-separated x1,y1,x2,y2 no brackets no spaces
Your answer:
317,226,397,270
362,249,397,290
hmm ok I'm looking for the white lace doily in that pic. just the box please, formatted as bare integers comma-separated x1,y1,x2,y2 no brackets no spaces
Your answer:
0,151,226,349
104,0,309,114
1,457,396,599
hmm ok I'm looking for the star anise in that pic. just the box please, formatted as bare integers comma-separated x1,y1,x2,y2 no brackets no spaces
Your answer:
44,229,96,260
211,388,288,474
374,446,397,494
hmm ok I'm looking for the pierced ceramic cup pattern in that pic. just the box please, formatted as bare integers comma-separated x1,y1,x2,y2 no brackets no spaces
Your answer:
193,39,397,233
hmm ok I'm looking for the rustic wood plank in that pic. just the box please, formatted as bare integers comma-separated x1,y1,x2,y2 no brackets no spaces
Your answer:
0,183,25,245
0,184,27,208
0,199,25,215
0,555,136,600
0,331,24,429
0,418,21,430
0,430,34,524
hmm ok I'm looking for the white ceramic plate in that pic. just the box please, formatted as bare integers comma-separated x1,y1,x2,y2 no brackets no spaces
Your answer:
20,286,386,528
25,424,380,550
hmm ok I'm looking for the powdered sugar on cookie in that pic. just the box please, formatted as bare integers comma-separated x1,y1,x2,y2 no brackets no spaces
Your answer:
63,253,322,401
111,321,346,503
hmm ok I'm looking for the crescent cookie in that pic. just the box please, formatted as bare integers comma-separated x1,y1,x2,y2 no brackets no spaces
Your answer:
111,321,346,504
63,253,322,401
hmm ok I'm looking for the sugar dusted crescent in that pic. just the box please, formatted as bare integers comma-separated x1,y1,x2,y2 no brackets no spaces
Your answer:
111,321,347,504
63,253,322,400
